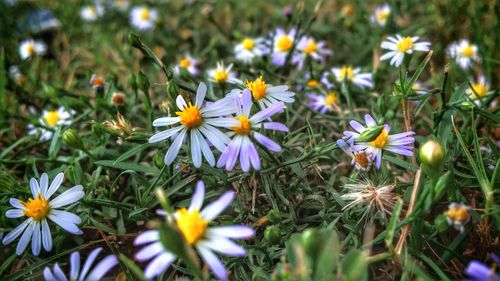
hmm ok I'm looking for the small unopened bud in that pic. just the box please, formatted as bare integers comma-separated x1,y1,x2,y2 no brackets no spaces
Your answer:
301,228,320,256
356,125,384,142
63,129,83,149
267,209,281,224
264,225,281,245
419,140,444,173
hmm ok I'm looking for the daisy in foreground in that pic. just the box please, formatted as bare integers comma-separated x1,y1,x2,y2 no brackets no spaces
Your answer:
328,65,373,89
371,4,391,26
28,107,74,141
467,75,490,102
134,180,254,280
44,247,118,281
380,35,431,67
234,37,267,64
2,172,84,255
19,39,47,59
342,114,415,169
308,92,339,114
218,90,288,172
174,54,200,76
207,62,242,84
292,36,332,69
130,6,158,30
149,82,238,167
231,76,295,110
271,28,296,67
447,39,479,69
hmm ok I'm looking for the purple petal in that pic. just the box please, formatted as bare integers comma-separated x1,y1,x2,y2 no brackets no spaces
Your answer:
253,132,281,152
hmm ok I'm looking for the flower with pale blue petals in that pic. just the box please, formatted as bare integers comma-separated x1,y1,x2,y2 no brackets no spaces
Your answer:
380,35,431,67
292,36,332,69
464,254,500,281
230,76,295,111
134,180,254,280
270,28,296,67
308,92,338,114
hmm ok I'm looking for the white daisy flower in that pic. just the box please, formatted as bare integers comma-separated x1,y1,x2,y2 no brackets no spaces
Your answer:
44,247,118,281
149,82,238,168
2,172,84,256
467,75,490,102
230,76,295,111
328,65,373,89
207,62,242,84
271,28,296,67
19,39,47,60
174,54,200,76
371,4,391,26
28,107,74,141
134,180,255,280
130,6,158,30
445,202,471,233
292,36,332,69
234,37,267,64
80,5,104,22
307,91,339,114
447,39,479,69
380,35,431,67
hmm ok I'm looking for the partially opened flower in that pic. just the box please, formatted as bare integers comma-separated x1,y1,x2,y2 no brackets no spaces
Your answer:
380,35,431,67
2,172,84,255
343,114,415,169
130,6,157,30
207,62,242,84
328,65,373,89
447,39,479,69
467,75,490,102
80,5,104,22
43,247,118,281
231,76,295,110
308,92,338,114
445,202,471,233
371,4,391,26
134,180,255,280
174,54,200,76
19,39,46,59
292,36,332,69
336,139,373,171
149,82,238,168
217,89,288,172
271,28,296,67
234,37,267,64
28,107,75,141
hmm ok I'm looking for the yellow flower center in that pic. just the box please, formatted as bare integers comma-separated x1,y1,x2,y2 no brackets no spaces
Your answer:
470,83,488,98
461,45,474,57
246,76,268,101
397,37,414,52
175,208,208,245
339,66,354,81
370,129,389,148
21,194,50,221
276,35,293,52
446,206,469,222
376,10,390,22
232,115,251,135
242,38,255,50
180,58,191,69
325,92,337,106
26,44,36,55
176,103,203,128
44,110,61,127
213,69,229,83
307,80,319,88
303,40,317,54
140,8,150,20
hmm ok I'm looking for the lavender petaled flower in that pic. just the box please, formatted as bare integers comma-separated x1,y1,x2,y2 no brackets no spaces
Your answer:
292,36,332,69
464,254,500,281
217,89,288,172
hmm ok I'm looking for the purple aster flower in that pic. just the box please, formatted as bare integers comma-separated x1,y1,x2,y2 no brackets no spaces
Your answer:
134,181,255,280
218,89,288,172
336,139,373,171
308,92,338,114
464,254,500,281
44,247,118,281
292,36,332,69
342,114,415,169
270,28,296,67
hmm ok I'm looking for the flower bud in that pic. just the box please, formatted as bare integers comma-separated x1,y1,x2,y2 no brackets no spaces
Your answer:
264,225,281,245
62,129,83,149
301,228,320,256
267,209,281,224
356,125,385,142
419,140,444,175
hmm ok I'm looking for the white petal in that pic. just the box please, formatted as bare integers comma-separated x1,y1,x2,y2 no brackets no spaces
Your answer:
6,209,24,218
70,252,80,280
201,191,235,221
3,218,31,245
85,255,118,281
39,173,49,197
191,129,202,168
149,126,183,143
199,237,247,256
176,95,187,110
189,181,205,211
46,173,64,199
49,185,84,208
206,226,255,239
195,82,207,106
43,267,57,281
9,198,24,209
42,219,53,251
79,248,102,281
31,221,41,256
164,129,187,165
50,209,82,224
48,213,82,235
197,245,228,281
134,230,159,246
135,242,164,261
30,178,40,198
144,252,176,279
152,117,180,127
16,219,35,255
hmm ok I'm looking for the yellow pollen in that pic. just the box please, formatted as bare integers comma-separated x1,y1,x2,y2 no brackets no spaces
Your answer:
446,206,469,222
242,38,255,50
21,194,50,221
44,110,61,127
461,45,474,57
140,9,150,20
276,35,293,52
246,76,268,101
303,40,317,54
470,83,488,99
325,92,337,106
354,152,370,168
307,80,319,88
370,129,389,149
397,37,414,52
26,44,36,55
213,68,229,83
175,208,208,245
376,10,390,22
232,115,251,135
176,103,203,128
180,58,191,69
339,66,354,81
